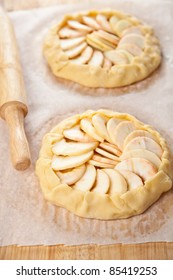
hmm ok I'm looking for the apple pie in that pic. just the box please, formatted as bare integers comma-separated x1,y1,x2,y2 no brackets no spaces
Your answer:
36,110,172,219
43,9,161,88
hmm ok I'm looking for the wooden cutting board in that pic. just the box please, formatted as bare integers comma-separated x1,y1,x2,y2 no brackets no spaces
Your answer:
0,0,173,260
0,243,173,259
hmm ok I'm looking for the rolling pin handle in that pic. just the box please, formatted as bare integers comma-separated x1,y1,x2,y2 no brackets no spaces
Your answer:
4,104,31,171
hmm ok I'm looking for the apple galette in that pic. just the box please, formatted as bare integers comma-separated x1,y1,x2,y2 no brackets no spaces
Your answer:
36,110,172,219
43,9,161,88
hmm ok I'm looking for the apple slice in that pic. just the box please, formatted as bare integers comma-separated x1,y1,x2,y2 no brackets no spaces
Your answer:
117,43,142,56
71,46,93,64
123,130,158,148
117,170,143,190
63,125,95,142
107,117,122,144
112,20,132,37
92,114,111,142
91,169,110,194
95,147,119,161
123,136,163,159
60,36,85,51
103,169,127,194
97,30,119,45
59,27,83,38
87,33,113,52
115,158,157,181
51,151,93,171
89,31,118,50
89,160,114,169
73,164,96,191
56,164,86,185
88,50,104,66
119,34,145,49
122,26,142,36
103,58,112,70
109,15,120,33
96,14,113,33
82,16,100,30
80,118,104,142
99,142,121,157
92,154,118,166
52,139,97,156
65,42,87,58
121,149,161,169
120,49,134,62
104,49,129,64
67,20,92,32
113,121,135,150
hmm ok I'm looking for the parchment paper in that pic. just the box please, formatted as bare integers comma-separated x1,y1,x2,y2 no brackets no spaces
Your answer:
0,0,173,246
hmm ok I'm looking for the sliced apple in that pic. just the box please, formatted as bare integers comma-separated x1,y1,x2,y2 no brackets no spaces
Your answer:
56,164,86,185
103,58,112,70
95,147,119,161
103,169,127,194
96,14,113,33
96,30,119,45
87,33,113,52
115,158,157,181
118,43,142,56
113,121,135,150
99,142,121,157
82,16,100,30
117,170,143,190
92,114,111,142
104,49,129,65
112,20,132,37
51,151,93,171
109,15,120,34
121,149,161,169
60,36,85,51
91,169,110,194
89,31,118,50
64,42,87,58
63,125,95,142
92,154,118,166
88,50,104,66
59,27,83,38
123,136,163,159
52,139,97,156
107,117,122,144
120,49,134,62
119,34,145,49
122,26,142,36
67,20,92,32
123,130,158,148
73,164,96,191
89,160,114,169
71,46,93,64
80,118,104,142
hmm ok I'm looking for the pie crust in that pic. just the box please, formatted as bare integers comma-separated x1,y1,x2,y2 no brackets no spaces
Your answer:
36,110,172,219
43,9,161,88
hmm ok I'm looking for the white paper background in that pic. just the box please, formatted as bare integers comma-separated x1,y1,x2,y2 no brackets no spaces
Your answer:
0,0,173,246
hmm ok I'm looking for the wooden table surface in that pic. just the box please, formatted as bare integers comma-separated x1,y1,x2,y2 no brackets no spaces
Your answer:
0,0,173,260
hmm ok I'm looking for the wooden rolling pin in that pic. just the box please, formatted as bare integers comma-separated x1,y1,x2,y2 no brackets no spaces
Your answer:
0,8,31,170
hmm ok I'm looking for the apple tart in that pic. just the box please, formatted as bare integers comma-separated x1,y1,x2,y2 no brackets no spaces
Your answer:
36,110,172,219
43,9,161,88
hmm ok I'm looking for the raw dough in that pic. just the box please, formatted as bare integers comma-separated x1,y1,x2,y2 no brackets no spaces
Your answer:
36,109,172,219
43,9,161,88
